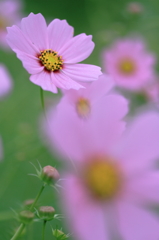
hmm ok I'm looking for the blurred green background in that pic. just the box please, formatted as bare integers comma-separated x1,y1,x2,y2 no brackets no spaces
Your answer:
1,0,159,239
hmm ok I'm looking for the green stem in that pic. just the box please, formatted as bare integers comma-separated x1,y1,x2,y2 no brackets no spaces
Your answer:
10,184,46,240
11,223,25,240
42,220,47,240
40,87,45,113
30,184,45,211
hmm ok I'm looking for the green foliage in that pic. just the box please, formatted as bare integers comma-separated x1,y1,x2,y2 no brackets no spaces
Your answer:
1,0,159,239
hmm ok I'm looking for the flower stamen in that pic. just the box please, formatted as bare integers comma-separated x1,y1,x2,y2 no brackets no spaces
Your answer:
39,49,63,71
76,98,90,118
118,58,136,75
83,156,122,200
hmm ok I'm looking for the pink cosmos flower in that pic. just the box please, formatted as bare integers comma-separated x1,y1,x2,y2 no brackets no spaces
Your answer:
102,39,155,91
58,111,159,240
44,74,129,159
6,13,102,93
0,0,22,49
0,64,13,98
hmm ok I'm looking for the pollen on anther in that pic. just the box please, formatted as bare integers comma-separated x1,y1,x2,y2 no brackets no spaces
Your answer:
39,49,63,72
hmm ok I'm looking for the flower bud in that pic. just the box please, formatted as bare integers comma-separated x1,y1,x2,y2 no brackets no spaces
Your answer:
19,210,34,224
41,165,60,185
53,229,69,240
39,206,55,221
127,2,143,14
23,199,34,209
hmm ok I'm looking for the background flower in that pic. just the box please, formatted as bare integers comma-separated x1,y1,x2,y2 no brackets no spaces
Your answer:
43,74,129,161
0,64,13,98
102,39,155,91
7,13,101,93
59,111,159,240
0,0,22,49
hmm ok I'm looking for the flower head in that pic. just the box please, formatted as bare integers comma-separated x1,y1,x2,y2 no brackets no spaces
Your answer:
7,13,101,93
0,0,22,49
43,74,129,160
0,64,13,98
38,206,55,221
102,39,155,91
60,111,159,240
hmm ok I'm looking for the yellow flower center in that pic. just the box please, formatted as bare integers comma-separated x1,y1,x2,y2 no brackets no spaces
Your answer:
76,98,90,118
83,156,122,200
118,59,136,75
39,49,63,71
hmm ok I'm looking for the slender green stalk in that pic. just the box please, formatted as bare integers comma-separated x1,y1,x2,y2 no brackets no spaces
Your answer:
10,184,46,240
30,184,46,211
11,223,25,240
40,87,45,112
42,220,47,240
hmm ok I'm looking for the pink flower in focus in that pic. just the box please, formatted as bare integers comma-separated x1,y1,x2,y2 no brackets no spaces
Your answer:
44,74,129,160
0,64,13,98
0,0,22,49
59,112,159,240
102,39,155,91
6,13,102,93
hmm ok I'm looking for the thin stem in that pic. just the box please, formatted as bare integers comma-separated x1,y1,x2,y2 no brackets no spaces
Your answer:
30,184,46,211
40,87,45,113
10,184,46,240
11,223,25,240
42,220,47,240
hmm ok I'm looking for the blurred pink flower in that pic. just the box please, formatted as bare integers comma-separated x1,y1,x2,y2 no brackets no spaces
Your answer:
143,79,159,107
0,64,13,98
0,0,22,49
60,112,159,240
126,2,143,14
7,13,101,93
44,74,129,159
102,39,155,91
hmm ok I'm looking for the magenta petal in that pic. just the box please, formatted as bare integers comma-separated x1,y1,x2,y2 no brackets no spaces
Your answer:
128,170,159,204
30,71,57,93
21,13,48,51
53,71,84,90
45,98,93,162
88,74,115,102
116,202,159,240
0,65,12,98
7,25,38,55
115,112,159,174
61,174,109,240
48,19,73,52
16,51,44,74
63,64,102,82
58,33,94,63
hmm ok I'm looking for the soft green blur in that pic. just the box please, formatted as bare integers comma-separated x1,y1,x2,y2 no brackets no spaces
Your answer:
1,0,159,239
